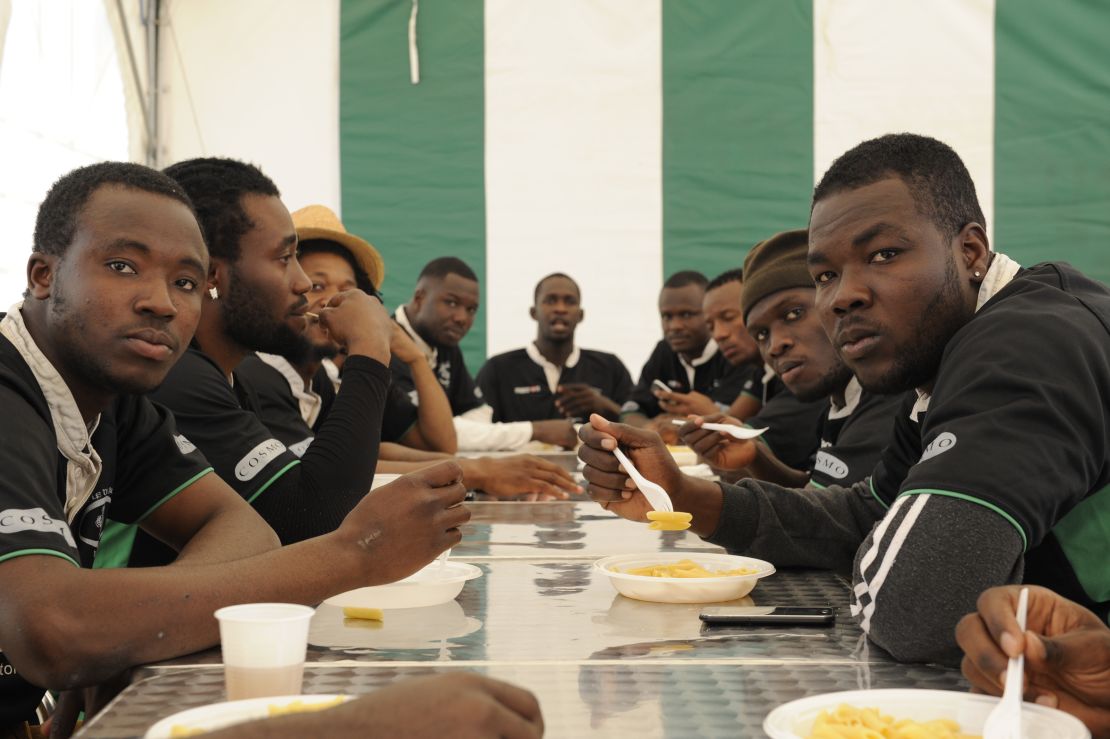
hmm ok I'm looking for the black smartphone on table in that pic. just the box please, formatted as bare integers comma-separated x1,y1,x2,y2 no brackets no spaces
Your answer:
699,606,835,625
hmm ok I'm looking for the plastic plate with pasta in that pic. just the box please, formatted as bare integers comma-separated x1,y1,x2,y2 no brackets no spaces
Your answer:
145,695,351,738
762,689,1091,739
594,552,774,603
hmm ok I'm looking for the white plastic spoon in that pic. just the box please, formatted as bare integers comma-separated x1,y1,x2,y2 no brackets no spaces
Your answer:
982,586,1029,739
670,418,768,440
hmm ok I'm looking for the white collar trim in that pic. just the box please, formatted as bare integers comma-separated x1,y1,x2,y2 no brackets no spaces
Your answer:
525,342,580,394
829,375,863,420
256,353,322,427
1,302,102,523
679,339,719,370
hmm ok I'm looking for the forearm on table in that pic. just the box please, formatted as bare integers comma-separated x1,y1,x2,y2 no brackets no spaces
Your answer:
1,534,364,689
703,478,884,571
855,495,1024,665
170,504,280,566
406,360,457,453
746,443,809,488
379,441,450,463
453,415,531,451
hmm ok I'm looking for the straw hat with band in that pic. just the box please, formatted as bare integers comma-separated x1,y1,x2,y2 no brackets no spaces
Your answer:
740,228,812,321
291,205,385,290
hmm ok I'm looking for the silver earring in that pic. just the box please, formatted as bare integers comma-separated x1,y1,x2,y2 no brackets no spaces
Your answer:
209,286,219,300
974,271,982,278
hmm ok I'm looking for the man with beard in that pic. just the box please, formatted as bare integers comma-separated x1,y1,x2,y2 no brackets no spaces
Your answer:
578,133,1110,664
0,163,469,735
393,258,578,451
238,208,579,500
620,271,750,443
115,158,396,565
679,229,902,488
476,273,632,423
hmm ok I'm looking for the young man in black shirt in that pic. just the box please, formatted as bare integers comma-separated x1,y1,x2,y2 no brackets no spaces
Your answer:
115,159,398,564
393,257,578,451
579,133,1110,664
0,164,467,733
477,273,632,423
238,211,579,500
680,229,902,488
621,271,750,443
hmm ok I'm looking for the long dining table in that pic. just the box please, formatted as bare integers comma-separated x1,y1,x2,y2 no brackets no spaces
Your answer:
76,459,966,738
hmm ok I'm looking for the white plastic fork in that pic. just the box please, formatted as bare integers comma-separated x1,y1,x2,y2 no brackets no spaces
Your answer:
612,446,673,512
982,587,1029,739
670,418,768,440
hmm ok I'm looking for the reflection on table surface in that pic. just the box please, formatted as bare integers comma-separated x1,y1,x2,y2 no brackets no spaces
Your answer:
78,662,969,739
75,500,967,738
456,502,723,558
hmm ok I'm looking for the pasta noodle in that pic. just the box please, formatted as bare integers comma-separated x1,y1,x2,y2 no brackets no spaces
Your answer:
646,510,692,531
620,559,759,578
807,704,979,739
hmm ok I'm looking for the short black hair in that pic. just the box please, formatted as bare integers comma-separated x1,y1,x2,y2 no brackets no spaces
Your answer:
163,157,280,262
33,162,196,257
533,272,580,302
417,256,478,283
662,270,708,290
812,133,986,239
298,239,374,294
706,268,744,292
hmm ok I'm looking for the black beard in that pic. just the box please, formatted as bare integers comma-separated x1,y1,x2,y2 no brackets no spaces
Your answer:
793,360,854,403
221,268,310,358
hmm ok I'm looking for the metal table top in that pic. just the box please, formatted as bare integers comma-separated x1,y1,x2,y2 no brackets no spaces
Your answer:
454,502,724,559
78,662,969,738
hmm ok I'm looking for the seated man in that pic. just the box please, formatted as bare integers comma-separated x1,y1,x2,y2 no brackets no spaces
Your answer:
957,585,1110,737
393,257,577,451
116,159,395,566
621,270,750,443
0,163,465,732
477,273,632,423
237,209,579,501
579,133,1110,664
680,229,902,488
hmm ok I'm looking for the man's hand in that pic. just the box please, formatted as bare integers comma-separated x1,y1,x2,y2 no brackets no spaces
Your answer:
654,388,717,417
390,322,425,365
206,673,544,739
317,289,393,364
337,461,469,585
530,419,578,449
677,414,759,471
555,383,619,420
957,585,1110,736
576,414,686,522
459,455,580,500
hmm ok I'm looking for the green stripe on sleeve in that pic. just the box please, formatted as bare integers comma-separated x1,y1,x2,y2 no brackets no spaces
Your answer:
340,0,487,370
247,460,302,504
899,488,1028,551
136,467,214,523
662,0,813,278
995,0,1110,284
0,549,80,567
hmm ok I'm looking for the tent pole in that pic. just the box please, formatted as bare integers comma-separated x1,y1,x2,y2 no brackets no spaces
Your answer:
115,0,156,165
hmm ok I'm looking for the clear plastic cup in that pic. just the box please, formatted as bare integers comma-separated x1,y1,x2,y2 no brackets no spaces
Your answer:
214,603,314,701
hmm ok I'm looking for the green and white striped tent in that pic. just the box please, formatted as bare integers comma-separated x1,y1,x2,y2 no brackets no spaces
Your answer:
338,0,1110,373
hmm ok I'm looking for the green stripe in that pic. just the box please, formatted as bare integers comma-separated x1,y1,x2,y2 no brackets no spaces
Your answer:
136,468,214,522
1051,484,1110,605
340,0,487,371
995,0,1110,284
662,0,813,279
0,548,79,567
247,460,302,504
899,488,1028,551
867,477,888,509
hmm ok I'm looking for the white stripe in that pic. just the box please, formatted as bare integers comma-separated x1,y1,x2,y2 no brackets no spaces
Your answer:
483,0,663,374
853,494,909,600
813,0,996,243
860,494,931,632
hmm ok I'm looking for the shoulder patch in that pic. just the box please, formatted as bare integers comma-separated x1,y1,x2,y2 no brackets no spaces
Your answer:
235,438,288,481
812,451,849,480
0,507,76,548
174,434,197,455
919,431,957,462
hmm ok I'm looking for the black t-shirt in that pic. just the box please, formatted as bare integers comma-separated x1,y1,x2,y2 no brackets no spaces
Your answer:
808,384,904,488
745,384,828,472
0,330,211,725
622,340,750,419
871,263,1110,620
389,344,484,418
475,347,633,422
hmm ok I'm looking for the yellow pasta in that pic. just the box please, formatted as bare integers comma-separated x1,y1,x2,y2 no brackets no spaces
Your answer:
620,558,759,578
170,728,205,737
646,510,693,531
342,606,384,621
807,704,979,739
267,696,347,716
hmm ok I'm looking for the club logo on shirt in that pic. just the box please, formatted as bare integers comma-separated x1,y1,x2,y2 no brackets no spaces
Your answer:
919,431,957,462
234,438,288,481
76,489,112,550
289,436,314,458
0,507,76,548
812,451,849,479
437,360,452,388
407,389,421,407
174,434,197,455
513,385,543,395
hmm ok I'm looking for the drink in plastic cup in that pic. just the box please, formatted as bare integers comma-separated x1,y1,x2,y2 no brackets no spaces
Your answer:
214,603,314,701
